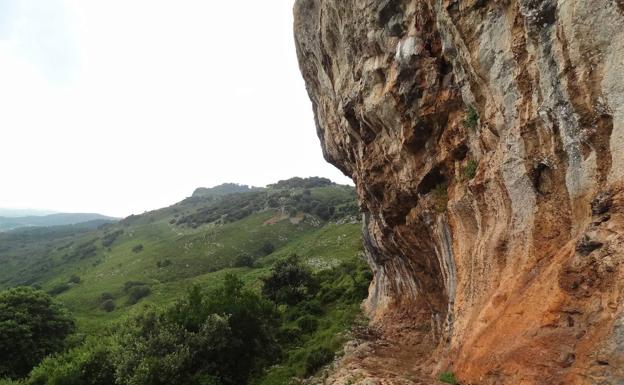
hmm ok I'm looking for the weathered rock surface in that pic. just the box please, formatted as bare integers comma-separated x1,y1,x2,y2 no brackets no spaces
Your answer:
294,1,624,384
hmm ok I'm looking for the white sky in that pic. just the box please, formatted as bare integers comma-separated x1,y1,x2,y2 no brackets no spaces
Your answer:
0,0,351,217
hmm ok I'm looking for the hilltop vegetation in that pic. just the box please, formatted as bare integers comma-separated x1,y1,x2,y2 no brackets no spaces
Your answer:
0,178,369,385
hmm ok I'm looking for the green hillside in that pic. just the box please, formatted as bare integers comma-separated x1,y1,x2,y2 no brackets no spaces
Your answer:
0,177,369,385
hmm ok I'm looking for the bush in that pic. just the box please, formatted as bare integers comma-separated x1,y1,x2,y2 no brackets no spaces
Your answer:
300,300,323,316
0,380,23,385
0,379,24,385
47,283,70,296
156,259,172,268
0,287,75,378
262,255,318,305
304,347,334,376
433,185,448,213
68,274,81,284
276,327,302,345
463,160,477,180
233,254,254,268
126,286,151,305
119,275,280,385
257,242,275,257
100,299,116,313
297,316,319,334
318,285,343,304
123,281,147,292
100,292,114,302
113,311,232,385
131,244,144,253
463,106,479,129
27,338,116,385
439,371,458,384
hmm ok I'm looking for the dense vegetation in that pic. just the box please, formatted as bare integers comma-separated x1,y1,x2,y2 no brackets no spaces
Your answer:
0,178,370,385
0,287,75,379
0,257,370,385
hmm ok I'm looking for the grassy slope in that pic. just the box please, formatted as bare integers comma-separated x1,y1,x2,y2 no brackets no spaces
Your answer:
0,184,363,327
0,182,366,383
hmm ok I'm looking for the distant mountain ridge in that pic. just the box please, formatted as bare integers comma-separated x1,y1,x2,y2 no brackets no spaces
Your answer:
0,208,58,217
0,213,119,232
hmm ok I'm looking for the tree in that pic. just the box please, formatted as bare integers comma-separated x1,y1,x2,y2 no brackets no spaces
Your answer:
113,311,231,385
0,287,75,379
117,275,280,385
169,275,281,385
262,255,318,305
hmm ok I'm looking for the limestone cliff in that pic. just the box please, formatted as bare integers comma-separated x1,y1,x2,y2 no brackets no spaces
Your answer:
294,1,624,384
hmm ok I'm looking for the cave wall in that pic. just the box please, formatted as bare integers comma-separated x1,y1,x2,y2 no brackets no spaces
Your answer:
294,0,624,384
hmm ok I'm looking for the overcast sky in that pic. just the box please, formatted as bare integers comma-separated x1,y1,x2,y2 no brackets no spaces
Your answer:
0,0,351,217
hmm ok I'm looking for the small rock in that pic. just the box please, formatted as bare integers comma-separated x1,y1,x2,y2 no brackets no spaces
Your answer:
591,192,613,216
576,235,603,256
560,352,576,368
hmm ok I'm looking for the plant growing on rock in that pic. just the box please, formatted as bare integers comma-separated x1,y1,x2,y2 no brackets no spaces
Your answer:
463,106,479,129
433,185,448,213
439,371,458,384
463,160,477,180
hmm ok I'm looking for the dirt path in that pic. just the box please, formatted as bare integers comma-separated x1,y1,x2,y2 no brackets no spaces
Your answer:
319,314,440,385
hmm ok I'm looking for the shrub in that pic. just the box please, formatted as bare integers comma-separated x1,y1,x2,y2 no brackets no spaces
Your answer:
27,338,116,385
433,185,448,213
135,275,281,385
0,287,75,378
257,242,275,257
463,106,479,129
0,379,23,385
234,254,254,268
463,160,477,180
157,259,172,268
113,311,231,385
126,286,151,305
262,255,318,305
297,315,319,334
318,285,343,304
276,326,302,345
68,274,81,284
100,292,114,302
47,283,70,296
304,347,334,376
131,244,144,253
100,299,116,313
439,371,458,384
300,299,323,316
123,281,147,292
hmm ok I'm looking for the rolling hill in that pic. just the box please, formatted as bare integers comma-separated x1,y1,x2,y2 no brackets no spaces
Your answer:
0,177,368,384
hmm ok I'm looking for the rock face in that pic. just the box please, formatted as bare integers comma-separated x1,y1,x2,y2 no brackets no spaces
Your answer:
294,1,624,384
